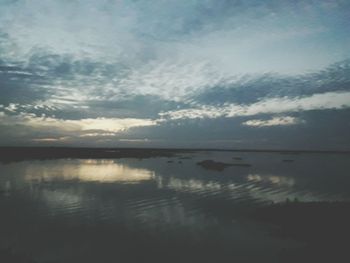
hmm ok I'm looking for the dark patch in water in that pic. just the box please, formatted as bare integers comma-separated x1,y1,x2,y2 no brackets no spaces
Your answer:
178,156,192,160
197,160,251,171
231,163,251,167
197,160,233,171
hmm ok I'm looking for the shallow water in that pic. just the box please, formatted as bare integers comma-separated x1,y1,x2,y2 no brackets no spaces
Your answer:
0,151,349,262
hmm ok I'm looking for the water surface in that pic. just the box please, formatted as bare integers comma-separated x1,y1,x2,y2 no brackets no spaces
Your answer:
0,151,349,262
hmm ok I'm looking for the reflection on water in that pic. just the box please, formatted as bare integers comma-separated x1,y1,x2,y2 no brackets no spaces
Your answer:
158,177,222,193
0,152,350,263
247,174,295,187
25,159,155,183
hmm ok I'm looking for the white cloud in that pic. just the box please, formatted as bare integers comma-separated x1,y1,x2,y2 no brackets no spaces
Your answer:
77,118,156,133
32,137,69,142
243,116,303,127
79,133,117,138
160,91,350,120
0,112,157,135
116,59,227,101
4,103,18,112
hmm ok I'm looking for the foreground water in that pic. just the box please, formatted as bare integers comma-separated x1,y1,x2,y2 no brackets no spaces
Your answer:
0,151,349,263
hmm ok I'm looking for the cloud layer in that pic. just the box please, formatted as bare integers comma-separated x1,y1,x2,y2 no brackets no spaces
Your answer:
0,1,349,149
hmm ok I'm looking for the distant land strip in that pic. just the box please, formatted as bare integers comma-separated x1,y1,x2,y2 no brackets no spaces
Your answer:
0,146,349,163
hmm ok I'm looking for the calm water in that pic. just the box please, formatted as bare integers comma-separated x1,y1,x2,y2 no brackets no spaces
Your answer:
0,151,349,263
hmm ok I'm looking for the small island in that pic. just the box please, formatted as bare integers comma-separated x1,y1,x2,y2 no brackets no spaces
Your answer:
197,159,251,171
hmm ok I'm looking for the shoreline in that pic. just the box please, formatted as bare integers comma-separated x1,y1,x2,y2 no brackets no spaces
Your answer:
1,146,349,163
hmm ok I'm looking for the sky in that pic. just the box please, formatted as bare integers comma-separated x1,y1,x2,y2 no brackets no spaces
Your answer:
0,0,349,149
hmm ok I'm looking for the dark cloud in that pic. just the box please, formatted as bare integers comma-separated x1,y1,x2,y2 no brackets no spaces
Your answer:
0,65,51,105
195,59,350,105
117,109,350,150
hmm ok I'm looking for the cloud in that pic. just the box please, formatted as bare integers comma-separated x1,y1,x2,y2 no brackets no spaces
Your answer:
77,118,157,133
32,137,69,142
160,91,350,120
0,111,157,140
242,116,303,127
115,60,225,101
1,0,349,73
194,59,350,105
0,1,349,148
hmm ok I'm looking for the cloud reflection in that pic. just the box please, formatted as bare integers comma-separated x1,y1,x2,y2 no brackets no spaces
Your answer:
247,174,295,187
25,159,155,183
